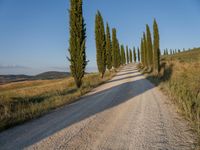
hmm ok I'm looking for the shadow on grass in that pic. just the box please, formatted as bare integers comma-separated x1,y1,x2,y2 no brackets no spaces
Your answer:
144,62,174,86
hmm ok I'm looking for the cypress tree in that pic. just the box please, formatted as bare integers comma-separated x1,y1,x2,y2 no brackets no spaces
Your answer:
106,23,112,71
137,47,140,62
153,19,160,74
143,32,148,68
112,28,118,69
133,47,137,62
121,45,126,65
126,46,129,64
146,24,153,69
170,49,172,55
116,41,121,67
140,38,145,66
166,49,169,55
95,11,106,78
68,0,87,88
129,49,133,63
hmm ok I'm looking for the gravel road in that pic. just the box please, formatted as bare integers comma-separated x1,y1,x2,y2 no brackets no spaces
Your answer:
0,64,197,150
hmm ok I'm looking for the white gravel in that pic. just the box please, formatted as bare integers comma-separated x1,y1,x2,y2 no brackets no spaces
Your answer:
0,64,197,150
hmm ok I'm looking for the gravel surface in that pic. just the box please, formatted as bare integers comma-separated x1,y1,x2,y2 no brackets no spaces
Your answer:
0,64,197,150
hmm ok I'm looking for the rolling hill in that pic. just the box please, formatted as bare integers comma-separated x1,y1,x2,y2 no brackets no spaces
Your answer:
0,71,70,84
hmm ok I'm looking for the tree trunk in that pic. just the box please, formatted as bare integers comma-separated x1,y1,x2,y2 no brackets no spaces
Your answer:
75,78,82,88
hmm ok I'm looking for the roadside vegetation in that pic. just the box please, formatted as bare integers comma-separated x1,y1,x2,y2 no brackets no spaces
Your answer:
139,48,200,143
0,71,115,131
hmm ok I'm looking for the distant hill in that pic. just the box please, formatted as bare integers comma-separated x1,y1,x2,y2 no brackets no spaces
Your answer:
34,71,70,80
0,71,70,84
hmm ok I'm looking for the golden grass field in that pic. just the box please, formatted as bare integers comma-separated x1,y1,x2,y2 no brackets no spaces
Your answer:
0,71,115,131
143,48,200,141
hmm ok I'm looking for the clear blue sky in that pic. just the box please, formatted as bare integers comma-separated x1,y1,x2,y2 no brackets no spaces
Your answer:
0,0,200,75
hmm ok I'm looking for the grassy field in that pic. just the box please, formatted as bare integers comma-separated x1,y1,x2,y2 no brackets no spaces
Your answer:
140,48,200,142
0,71,116,131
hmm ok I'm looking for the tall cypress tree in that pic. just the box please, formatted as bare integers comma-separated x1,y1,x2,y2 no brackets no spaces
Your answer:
95,11,106,78
68,0,87,88
112,28,118,69
166,49,169,55
129,49,133,63
121,45,126,65
143,32,147,68
153,19,160,75
106,23,112,71
116,40,121,67
137,47,140,62
133,47,136,62
140,38,144,66
146,24,153,69
126,46,129,64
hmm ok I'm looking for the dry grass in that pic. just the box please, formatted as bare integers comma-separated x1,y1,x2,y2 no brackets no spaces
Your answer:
0,71,116,131
139,48,200,144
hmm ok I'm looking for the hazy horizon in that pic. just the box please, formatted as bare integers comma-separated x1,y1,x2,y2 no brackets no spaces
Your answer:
0,65,98,75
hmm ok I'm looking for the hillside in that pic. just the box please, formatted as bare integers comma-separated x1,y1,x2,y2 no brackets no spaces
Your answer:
162,48,200,62
0,71,70,84
34,71,70,80
145,47,200,142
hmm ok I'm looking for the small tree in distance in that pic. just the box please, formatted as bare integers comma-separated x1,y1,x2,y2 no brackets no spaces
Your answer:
130,49,133,63
133,47,136,63
121,45,126,65
126,46,129,64
137,47,140,62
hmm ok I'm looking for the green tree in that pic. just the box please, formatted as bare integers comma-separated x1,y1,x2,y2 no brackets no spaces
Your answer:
153,19,160,74
166,49,169,55
95,11,106,78
116,41,121,67
129,49,133,63
121,45,126,65
133,47,136,62
126,46,129,64
137,47,140,62
106,23,112,71
146,24,153,68
143,32,148,68
170,49,172,55
112,28,119,69
68,0,87,88
140,38,145,66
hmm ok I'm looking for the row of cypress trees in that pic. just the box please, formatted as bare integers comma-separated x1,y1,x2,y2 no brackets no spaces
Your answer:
140,19,160,75
68,0,160,88
95,11,130,78
163,49,181,55
95,10,142,78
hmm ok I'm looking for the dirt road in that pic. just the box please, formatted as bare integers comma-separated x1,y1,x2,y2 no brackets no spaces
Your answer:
0,64,196,150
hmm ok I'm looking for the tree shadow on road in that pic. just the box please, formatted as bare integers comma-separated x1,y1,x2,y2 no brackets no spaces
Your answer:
0,70,156,149
115,71,139,77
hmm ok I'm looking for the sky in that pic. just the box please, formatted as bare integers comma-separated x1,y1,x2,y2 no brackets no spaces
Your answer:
0,0,200,75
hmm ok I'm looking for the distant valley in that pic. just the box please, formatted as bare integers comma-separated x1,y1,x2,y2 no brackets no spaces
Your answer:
0,71,70,84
